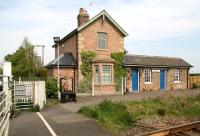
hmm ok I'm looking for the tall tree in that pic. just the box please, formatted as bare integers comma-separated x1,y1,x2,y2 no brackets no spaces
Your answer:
4,38,40,78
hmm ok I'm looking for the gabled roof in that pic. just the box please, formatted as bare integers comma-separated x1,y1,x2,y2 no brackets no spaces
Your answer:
77,10,128,36
53,10,128,47
45,53,76,68
123,54,192,68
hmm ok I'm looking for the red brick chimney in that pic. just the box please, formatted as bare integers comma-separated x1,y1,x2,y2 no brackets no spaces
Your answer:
77,8,89,27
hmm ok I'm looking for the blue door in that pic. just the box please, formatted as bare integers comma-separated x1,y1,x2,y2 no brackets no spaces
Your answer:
160,70,165,90
132,68,139,92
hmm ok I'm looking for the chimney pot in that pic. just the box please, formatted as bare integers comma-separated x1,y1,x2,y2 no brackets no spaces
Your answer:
77,8,89,27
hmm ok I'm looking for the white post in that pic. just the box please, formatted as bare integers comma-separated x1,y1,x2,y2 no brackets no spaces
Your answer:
124,77,127,93
57,43,60,101
92,78,94,96
121,77,124,95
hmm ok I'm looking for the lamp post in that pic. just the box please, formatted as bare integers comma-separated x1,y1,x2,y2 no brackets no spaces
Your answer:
53,37,60,101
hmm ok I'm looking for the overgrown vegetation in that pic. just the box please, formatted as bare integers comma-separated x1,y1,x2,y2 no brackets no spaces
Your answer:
79,100,134,133
111,52,126,91
79,95,200,134
79,51,96,93
46,79,58,99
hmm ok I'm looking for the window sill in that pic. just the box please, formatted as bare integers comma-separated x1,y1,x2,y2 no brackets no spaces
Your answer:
96,49,108,51
94,83,115,86
174,81,181,84
145,82,152,84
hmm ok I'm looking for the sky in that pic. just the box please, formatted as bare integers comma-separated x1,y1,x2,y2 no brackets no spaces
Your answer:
0,0,199,73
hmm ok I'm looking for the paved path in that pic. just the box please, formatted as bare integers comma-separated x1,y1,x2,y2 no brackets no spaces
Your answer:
9,105,111,136
9,112,51,136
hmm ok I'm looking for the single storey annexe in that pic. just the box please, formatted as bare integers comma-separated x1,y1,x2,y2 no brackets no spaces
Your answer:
124,55,192,92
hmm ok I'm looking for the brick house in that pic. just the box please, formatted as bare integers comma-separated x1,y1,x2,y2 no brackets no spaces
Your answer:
46,8,128,94
123,55,192,92
46,8,192,94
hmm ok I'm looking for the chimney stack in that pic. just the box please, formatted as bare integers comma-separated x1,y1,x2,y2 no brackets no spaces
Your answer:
77,8,89,27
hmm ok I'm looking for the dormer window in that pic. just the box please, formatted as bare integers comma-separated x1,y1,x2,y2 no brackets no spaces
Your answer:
98,32,107,49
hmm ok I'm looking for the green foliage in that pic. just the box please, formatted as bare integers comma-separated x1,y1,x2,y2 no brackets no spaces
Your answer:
80,51,96,78
31,104,40,112
0,68,2,74
80,95,200,134
111,52,126,91
4,37,42,78
46,79,58,99
79,100,134,133
192,83,198,89
78,77,92,93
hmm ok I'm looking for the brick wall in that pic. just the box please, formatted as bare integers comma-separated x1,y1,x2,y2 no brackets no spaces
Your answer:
127,67,189,92
78,17,124,81
47,67,74,79
55,34,77,60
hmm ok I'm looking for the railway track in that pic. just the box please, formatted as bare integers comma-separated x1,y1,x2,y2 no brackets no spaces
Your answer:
137,121,200,136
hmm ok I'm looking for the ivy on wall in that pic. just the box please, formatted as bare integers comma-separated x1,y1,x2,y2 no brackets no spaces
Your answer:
79,51,96,93
80,51,96,78
111,52,126,91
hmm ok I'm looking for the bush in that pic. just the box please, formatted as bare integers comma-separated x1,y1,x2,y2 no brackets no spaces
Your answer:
78,77,92,93
156,108,166,116
46,79,58,99
32,104,40,112
192,83,198,89
80,100,134,132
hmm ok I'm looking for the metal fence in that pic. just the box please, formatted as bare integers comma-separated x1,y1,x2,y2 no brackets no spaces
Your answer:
0,75,11,136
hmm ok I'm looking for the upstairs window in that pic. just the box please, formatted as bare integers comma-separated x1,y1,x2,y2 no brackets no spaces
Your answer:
98,32,107,49
145,69,152,83
174,69,180,82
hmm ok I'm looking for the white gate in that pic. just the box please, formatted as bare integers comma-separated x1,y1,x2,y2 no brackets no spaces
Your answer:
13,81,33,110
13,81,46,110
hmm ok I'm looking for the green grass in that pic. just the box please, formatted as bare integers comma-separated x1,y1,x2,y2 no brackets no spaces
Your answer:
79,95,200,134
44,99,59,109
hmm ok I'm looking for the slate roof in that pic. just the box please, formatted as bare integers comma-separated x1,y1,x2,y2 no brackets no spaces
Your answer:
45,53,76,68
123,54,192,68
52,10,128,48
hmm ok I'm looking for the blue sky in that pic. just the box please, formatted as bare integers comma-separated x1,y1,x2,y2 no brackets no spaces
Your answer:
0,0,199,73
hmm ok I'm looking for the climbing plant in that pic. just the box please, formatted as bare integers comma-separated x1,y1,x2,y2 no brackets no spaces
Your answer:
80,51,96,78
79,51,96,93
111,52,126,91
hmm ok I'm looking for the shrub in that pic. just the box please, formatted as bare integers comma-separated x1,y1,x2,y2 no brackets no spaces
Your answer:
156,108,166,116
32,104,40,112
46,79,58,99
192,83,198,89
78,77,92,93
80,100,134,132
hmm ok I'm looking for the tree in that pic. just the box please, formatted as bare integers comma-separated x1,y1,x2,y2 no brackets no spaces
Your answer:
4,38,41,78
0,68,2,75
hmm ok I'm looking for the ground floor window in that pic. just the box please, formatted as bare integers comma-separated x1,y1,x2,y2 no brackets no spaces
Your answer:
94,65,112,84
174,69,180,82
102,65,111,84
145,69,152,83
95,65,100,83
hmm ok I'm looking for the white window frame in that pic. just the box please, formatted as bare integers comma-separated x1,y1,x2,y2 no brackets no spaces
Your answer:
174,69,180,83
95,65,100,84
97,32,107,49
102,65,112,84
145,69,152,84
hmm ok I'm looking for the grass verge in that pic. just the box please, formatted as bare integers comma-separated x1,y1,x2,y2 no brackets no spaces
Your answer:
79,95,200,135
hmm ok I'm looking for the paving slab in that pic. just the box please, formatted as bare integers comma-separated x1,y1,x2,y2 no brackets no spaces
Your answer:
9,112,51,136
41,105,112,136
